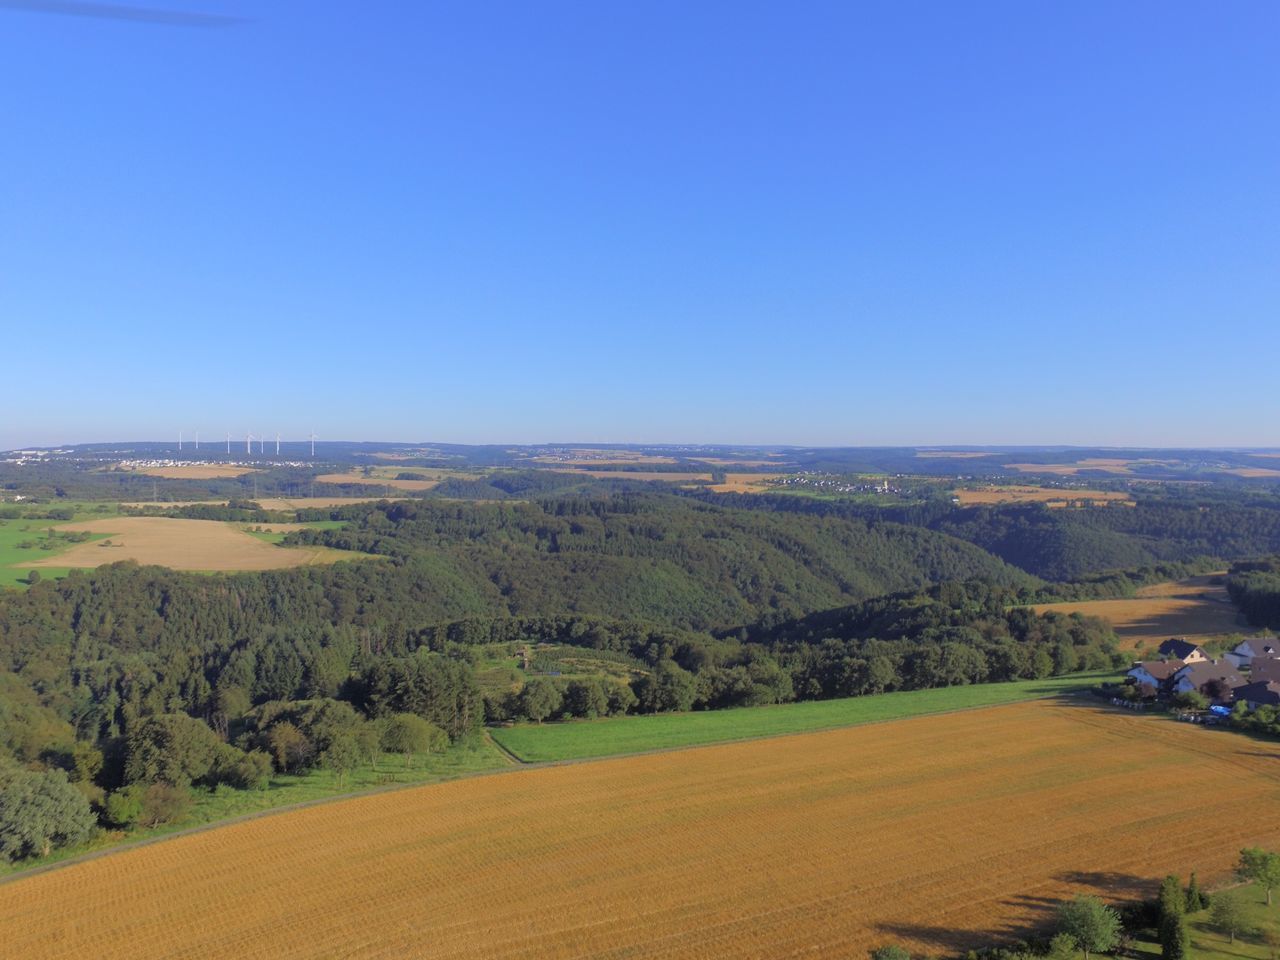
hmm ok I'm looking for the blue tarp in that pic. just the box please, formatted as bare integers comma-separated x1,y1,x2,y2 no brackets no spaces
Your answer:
1209,705,1232,717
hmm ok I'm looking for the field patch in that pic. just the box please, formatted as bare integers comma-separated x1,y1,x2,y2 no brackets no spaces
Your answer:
5,700,1279,960
954,485,1132,507
315,472,441,491
563,469,715,482
121,463,258,479
251,496,402,510
704,472,780,493
1006,458,1176,476
24,518,358,572
1031,575,1243,650
491,673,1109,761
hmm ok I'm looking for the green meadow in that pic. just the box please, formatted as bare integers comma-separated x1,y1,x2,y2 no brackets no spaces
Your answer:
489,671,1114,762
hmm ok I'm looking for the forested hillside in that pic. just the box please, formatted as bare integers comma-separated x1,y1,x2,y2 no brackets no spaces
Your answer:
683,490,1280,580
1226,558,1280,628
284,495,1033,628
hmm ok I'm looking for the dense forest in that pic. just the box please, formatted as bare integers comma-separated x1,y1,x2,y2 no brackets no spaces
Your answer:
683,489,1280,580
1225,558,1280,628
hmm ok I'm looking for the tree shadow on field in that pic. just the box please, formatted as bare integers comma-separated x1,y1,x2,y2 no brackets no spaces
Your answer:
874,921,1001,954
876,871,1158,953
1054,870,1154,900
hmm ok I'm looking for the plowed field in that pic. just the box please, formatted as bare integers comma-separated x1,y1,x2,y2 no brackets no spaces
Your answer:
4,700,1278,960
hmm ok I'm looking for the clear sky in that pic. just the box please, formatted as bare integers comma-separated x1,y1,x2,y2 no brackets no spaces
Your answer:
2,1,1277,449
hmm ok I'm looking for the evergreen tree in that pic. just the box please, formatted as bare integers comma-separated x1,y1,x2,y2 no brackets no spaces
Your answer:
1159,875,1188,960
1186,872,1205,912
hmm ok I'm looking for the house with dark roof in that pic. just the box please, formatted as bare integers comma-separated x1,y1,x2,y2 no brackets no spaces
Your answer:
1158,639,1208,664
1170,659,1244,702
1225,636,1280,670
1126,659,1185,694
1233,680,1280,710
1249,658,1280,684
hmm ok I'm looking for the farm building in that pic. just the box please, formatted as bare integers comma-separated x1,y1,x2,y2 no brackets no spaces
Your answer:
1158,639,1208,663
1225,636,1280,669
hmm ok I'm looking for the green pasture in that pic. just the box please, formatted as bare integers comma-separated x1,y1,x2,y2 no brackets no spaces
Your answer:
489,672,1114,762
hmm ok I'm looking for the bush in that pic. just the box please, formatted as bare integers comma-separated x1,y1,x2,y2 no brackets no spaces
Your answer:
380,713,447,767
103,784,146,827
212,747,273,790
137,783,192,828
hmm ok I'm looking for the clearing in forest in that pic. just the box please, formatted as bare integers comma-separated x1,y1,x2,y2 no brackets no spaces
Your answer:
1032,575,1243,650
24,517,358,571
704,472,780,493
954,485,1132,507
2,700,1278,960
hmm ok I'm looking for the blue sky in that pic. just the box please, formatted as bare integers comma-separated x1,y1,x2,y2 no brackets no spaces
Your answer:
2,1,1277,449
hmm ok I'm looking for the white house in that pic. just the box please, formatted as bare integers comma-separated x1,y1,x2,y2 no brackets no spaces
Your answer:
1126,659,1185,692
1225,637,1280,670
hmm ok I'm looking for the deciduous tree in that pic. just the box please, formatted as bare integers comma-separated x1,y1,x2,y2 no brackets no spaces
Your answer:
1240,848,1280,906
1058,895,1121,960
0,768,95,860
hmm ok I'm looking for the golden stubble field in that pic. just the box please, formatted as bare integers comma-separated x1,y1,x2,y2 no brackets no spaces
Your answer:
29,518,353,571
5,700,1279,960
1032,575,1243,650
955,485,1133,507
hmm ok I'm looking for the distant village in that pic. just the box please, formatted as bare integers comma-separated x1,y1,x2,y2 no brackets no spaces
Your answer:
767,473,903,496
1125,636,1280,715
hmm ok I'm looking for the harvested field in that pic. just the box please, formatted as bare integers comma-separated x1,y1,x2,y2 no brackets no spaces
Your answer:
315,472,441,491
564,469,714,482
4,700,1278,960
1006,458,1170,475
126,464,258,479
705,472,781,493
954,485,1132,507
26,518,356,571
1032,575,1243,650
1223,467,1280,478
691,458,792,467
252,497,402,510
532,456,679,466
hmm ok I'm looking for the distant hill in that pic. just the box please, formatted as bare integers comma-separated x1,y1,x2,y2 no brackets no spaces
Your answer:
291,494,1035,629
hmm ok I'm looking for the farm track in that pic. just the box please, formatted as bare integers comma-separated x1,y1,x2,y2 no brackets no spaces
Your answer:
4,699,1279,960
